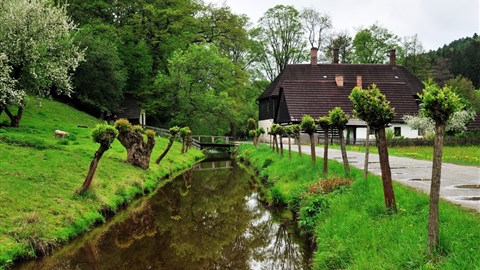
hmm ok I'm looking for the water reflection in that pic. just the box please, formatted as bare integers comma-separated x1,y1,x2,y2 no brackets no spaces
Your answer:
17,158,311,270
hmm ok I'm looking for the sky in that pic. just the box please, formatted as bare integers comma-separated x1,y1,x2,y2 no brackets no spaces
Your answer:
205,0,480,51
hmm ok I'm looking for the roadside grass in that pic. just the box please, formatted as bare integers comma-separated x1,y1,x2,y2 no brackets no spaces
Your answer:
326,144,480,167
0,98,204,269
238,144,480,269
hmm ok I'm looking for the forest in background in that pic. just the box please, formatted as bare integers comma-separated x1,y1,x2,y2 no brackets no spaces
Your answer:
3,0,478,135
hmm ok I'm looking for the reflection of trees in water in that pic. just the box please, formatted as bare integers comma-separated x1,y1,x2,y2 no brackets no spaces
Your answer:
17,163,310,270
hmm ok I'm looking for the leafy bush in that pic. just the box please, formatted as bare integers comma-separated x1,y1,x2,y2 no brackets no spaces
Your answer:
144,129,155,138
298,195,330,234
114,118,132,133
91,124,118,145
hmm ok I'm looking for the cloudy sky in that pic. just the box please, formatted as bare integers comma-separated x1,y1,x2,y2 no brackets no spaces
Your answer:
206,0,479,51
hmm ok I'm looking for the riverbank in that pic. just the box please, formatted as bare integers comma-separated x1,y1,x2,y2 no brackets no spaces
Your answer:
238,144,480,269
0,98,204,269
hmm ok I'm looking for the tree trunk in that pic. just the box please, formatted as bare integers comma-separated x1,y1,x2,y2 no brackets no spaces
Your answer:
279,135,284,156
5,106,24,128
269,134,272,148
364,125,370,180
156,136,175,164
428,123,445,252
375,127,397,212
309,133,316,163
288,135,292,160
339,127,350,174
181,139,186,153
297,136,302,157
78,144,108,193
117,131,155,170
323,128,329,175
272,135,276,153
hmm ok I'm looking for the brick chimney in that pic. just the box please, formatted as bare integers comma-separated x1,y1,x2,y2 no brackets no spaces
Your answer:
389,49,396,65
335,75,344,87
333,49,339,64
356,75,362,88
310,47,318,65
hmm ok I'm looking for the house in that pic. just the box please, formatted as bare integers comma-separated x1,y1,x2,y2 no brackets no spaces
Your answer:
258,48,423,142
117,95,147,125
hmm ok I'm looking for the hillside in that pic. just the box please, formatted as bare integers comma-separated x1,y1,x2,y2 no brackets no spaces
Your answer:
0,98,204,269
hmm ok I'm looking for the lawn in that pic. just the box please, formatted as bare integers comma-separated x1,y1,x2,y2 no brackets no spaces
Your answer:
327,144,480,166
239,144,480,269
0,98,204,269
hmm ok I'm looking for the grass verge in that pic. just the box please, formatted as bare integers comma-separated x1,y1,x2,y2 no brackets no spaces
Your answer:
327,144,480,166
0,98,204,269
238,144,480,269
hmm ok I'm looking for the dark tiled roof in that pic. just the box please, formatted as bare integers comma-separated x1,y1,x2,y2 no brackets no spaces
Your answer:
467,113,480,130
259,63,423,100
277,80,419,123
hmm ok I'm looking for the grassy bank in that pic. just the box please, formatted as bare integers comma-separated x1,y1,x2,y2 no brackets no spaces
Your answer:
238,144,480,269
0,98,204,269
327,144,480,166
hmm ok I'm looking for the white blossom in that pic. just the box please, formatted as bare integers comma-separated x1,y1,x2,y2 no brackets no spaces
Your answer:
403,109,476,136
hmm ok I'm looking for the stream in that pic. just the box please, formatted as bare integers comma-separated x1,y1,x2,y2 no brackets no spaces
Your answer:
16,152,312,270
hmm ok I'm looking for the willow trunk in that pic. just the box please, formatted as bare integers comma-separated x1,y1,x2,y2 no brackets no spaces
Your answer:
338,127,350,174
78,144,108,193
428,123,445,252
323,128,329,175
309,133,316,163
375,128,397,212
364,125,370,180
156,136,175,164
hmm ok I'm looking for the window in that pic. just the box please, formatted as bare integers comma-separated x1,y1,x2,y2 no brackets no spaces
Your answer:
394,127,401,137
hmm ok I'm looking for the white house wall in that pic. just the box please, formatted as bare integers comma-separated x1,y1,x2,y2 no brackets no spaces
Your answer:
258,119,273,143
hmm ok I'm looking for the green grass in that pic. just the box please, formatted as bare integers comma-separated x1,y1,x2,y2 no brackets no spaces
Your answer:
327,144,480,166
238,144,480,270
0,98,204,269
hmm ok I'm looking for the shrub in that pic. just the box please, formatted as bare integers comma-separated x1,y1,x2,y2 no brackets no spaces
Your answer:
91,124,118,145
114,118,132,133
144,129,155,138
298,195,330,234
308,178,353,194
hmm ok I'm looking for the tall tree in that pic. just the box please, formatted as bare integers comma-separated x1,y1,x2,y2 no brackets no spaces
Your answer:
0,54,19,116
73,23,127,112
300,115,317,163
446,76,480,112
300,7,332,61
399,34,430,80
352,23,400,64
252,5,307,81
151,44,247,135
329,107,350,174
350,84,397,211
418,80,463,252
0,0,84,127
324,30,353,63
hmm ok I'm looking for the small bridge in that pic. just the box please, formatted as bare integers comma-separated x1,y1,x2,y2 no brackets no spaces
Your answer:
143,126,236,150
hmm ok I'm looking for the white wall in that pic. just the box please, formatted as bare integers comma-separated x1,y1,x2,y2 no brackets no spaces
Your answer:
387,123,419,139
258,119,273,143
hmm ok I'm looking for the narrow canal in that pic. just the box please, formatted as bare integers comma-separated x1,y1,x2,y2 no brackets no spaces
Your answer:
16,152,312,270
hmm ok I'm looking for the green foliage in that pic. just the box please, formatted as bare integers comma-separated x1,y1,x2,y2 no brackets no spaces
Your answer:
179,126,192,139
132,125,143,133
300,115,316,135
317,116,330,130
291,124,301,139
248,129,257,138
247,118,257,131
349,84,395,128
169,126,180,136
257,127,265,135
252,4,307,81
419,80,463,124
270,123,281,135
329,107,349,129
144,129,155,138
446,75,480,111
284,125,294,136
91,124,117,146
114,118,132,133
352,23,400,64
298,195,330,234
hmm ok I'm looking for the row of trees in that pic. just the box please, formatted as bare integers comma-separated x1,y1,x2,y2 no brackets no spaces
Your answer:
261,81,465,254
79,119,192,193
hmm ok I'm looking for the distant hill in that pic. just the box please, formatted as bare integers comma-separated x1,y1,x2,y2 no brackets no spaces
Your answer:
427,33,480,88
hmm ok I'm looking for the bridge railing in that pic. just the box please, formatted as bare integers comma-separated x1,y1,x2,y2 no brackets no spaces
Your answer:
193,135,235,144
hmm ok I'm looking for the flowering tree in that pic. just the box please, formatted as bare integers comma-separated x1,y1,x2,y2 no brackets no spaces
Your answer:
0,0,84,127
404,110,476,137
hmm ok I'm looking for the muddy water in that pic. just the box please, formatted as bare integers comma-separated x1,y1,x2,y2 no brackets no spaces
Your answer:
16,157,312,270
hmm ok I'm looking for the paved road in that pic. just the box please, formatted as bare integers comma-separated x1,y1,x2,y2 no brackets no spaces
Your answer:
287,144,480,213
